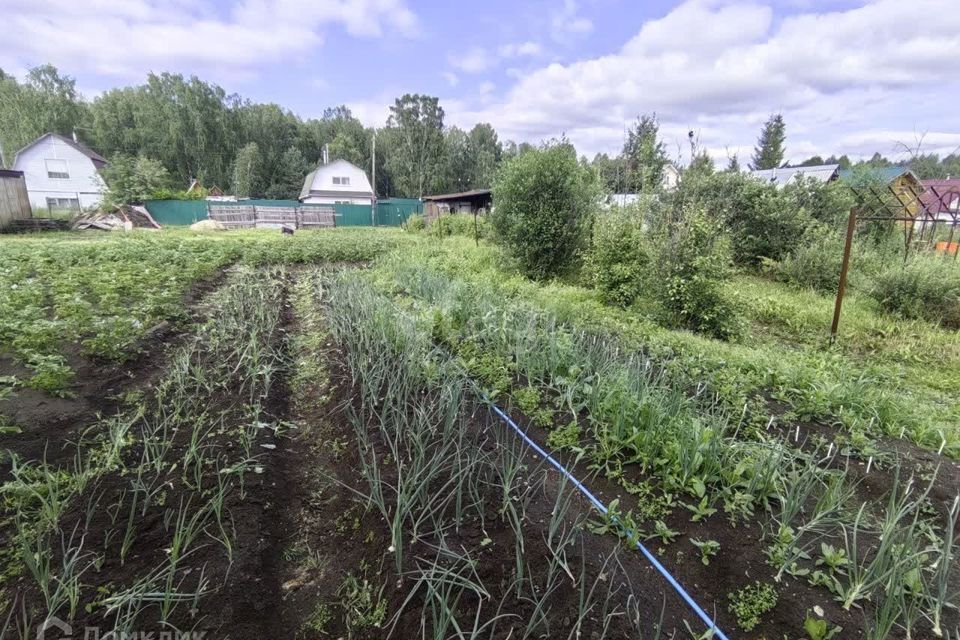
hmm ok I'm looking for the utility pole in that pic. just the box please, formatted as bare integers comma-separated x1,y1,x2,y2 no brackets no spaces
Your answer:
371,129,377,227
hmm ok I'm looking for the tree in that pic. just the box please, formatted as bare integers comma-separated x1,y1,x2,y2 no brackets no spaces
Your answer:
686,151,715,178
441,126,472,193
384,94,445,198
797,155,824,167
750,113,786,170
591,153,626,193
231,142,261,198
102,155,171,207
264,146,307,199
491,140,599,279
725,153,741,173
467,123,502,188
623,114,668,193
0,65,88,166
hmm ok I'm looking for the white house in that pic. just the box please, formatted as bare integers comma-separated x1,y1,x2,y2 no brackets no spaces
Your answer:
299,159,374,205
12,133,108,212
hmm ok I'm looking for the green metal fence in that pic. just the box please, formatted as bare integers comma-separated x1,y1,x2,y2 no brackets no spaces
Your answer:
145,198,422,227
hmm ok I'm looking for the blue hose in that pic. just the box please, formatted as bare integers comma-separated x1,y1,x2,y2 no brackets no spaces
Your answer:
488,403,730,640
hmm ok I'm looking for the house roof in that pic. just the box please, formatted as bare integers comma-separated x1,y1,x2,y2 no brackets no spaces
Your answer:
838,166,916,185
919,179,960,214
0,169,24,179
299,168,319,200
749,164,839,186
423,188,492,202
13,133,107,168
299,159,374,200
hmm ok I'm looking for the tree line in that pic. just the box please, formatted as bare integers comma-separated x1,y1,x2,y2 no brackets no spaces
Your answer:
0,65,505,200
2,66,957,203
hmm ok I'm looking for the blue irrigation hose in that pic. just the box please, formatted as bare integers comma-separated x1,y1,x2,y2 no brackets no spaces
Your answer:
487,402,730,640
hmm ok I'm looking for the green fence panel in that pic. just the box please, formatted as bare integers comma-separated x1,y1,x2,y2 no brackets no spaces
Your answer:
376,198,422,226
145,200,209,226
145,198,421,227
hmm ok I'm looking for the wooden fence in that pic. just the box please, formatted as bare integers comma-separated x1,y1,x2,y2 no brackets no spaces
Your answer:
0,170,32,229
208,204,335,229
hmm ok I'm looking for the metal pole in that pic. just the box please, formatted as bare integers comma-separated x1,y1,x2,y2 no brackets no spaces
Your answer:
831,208,858,344
371,129,377,227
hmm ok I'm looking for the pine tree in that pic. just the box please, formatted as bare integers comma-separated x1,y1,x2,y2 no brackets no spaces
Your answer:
622,114,668,192
750,114,786,170
725,153,741,173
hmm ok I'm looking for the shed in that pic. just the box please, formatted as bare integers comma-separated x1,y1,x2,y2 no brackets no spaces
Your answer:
423,189,492,221
12,133,107,212
0,169,33,229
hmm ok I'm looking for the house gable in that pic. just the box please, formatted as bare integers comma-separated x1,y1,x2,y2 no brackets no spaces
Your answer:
12,133,107,210
299,159,374,203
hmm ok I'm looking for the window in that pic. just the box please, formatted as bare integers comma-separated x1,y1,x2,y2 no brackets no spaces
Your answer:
332,176,350,185
45,159,69,179
46,197,80,211
334,200,352,204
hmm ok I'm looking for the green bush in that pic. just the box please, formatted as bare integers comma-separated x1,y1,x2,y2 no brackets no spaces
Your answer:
676,172,813,267
870,255,960,328
782,178,854,227
770,224,844,293
652,206,741,340
430,213,488,239
491,141,599,279
405,213,426,232
584,208,650,307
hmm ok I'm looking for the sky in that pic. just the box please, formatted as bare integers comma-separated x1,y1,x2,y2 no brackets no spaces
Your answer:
2,0,959,166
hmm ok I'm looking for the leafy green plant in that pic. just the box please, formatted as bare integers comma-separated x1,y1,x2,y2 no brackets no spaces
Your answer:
546,420,581,450
689,538,720,565
584,208,651,307
803,610,842,640
727,581,778,631
684,496,717,522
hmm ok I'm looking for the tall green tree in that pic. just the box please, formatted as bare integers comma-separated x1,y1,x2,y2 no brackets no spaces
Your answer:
442,126,472,193
467,123,502,188
231,142,262,198
384,94,445,198
623,114,668,193
750,114,786,170
0,65,88,166
687,151,715,178
264,146,307,199
725,153,741,173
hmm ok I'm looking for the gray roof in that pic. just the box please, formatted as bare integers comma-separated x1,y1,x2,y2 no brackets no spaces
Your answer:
14,133,107,168
299,168,318,200
750,163,839,187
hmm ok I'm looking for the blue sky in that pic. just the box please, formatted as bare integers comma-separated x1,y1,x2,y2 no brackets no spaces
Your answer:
2,0,959,164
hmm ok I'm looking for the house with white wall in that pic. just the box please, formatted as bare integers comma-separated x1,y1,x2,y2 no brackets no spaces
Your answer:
12,133,108,212
299,159,374,205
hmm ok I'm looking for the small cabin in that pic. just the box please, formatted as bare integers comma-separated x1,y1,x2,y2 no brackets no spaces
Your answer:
12,133,107,213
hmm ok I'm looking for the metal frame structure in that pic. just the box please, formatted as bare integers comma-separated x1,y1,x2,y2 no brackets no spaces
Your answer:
830,182,959,342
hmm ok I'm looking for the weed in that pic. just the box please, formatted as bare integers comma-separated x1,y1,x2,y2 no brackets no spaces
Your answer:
728,581,778,631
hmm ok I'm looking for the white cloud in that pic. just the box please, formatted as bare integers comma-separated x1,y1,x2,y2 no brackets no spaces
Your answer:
0,0,419,80
479,81,496,95
443,72,460,87
551,0,594,42
498,41,543,58
450,0,960,159
448,47,493,74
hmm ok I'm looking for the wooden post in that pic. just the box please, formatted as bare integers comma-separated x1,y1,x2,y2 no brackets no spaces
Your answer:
830,208,858,344
473,209,478,246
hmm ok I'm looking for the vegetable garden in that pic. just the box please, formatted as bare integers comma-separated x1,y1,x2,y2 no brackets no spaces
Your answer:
1,224,959,639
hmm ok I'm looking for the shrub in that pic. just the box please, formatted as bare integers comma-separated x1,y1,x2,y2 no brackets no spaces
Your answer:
430,213,489,239
405,214,426,232
770,224,844,293
782,178,854,227
676,172,813,268
584,208,651,307
870,255,960,328
491,141,599,279
652,206,741,340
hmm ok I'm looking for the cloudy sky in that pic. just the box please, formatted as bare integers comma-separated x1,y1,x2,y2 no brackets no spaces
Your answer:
2,0,959,165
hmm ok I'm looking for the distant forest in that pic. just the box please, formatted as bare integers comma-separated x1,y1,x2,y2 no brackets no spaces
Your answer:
1,65,957,201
